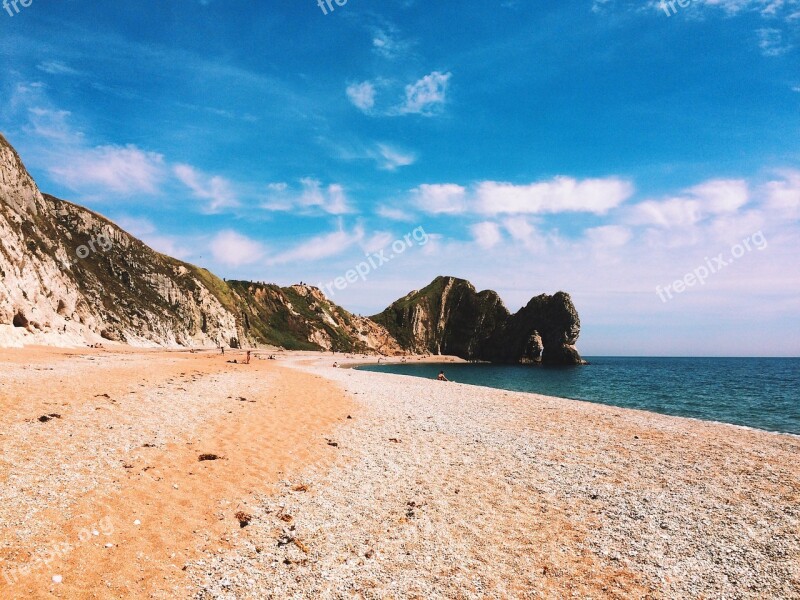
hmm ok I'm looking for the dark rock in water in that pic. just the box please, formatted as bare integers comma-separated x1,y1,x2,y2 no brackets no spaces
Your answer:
486,291,584,365
372,276,584,365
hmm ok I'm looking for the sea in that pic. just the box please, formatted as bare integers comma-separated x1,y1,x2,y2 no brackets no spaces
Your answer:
357,357,800,436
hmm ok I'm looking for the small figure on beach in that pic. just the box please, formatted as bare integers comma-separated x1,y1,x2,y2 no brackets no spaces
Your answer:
437,371,449,381
220,345,225,355
244,351,251,365
333,361,340,368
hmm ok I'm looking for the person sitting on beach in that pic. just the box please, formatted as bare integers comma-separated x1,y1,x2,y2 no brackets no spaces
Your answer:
333,361,340,368
437,371,449,381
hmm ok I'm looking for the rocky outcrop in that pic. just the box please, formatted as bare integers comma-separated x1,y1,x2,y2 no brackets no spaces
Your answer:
484,292,584,365
372,276,585,365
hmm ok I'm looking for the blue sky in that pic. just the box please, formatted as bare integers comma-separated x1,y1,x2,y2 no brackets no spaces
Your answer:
1,0,798,356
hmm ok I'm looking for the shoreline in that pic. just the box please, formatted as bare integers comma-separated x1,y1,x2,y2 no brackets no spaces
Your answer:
349,358,800,440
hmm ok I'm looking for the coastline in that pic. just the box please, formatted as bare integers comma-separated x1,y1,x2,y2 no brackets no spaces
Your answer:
1,347,797,598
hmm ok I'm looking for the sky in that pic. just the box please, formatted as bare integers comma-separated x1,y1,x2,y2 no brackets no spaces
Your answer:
0,0,798,356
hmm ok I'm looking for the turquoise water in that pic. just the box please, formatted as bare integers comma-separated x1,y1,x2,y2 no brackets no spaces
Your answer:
358,357,800,435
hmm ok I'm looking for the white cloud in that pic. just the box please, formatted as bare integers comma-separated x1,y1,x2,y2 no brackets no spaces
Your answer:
376,144,416,170
299,178,352,215
503,217,549,252
262,178,353,215
757,27,792,56
268,226,363,265
361,230,395,254
346,81,377,112
688,179,749,213
210,230,265,267
37,61,80,76
174,164,238,213
627,179,749,228
584,225,633,248
376,205,417,222
51,145,166,196
471,221,503,249
761,169,800,219
371,29,410,59
400,71,452,115
27,107,82,143
474,177,634,215
411,183,468,214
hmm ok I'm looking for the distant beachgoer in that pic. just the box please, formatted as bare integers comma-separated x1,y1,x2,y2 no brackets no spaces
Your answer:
221,346,225,355
333,361,340,368
437,371,449,382
245,351,251,365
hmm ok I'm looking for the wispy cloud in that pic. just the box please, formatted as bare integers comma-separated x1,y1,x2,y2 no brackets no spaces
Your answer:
210,230,266,267
376,144,416,170
267,224,363,264
346,81,376,112
173,164,238,213
411,183,468,214
347,72,453,117
756,27,792,56
409,176,634,216
371,28,412,59
626,179,749,227
475,177,633,215
376,205,417,222
51,145,166,196
399,71,452,115
471,221,503,249
262,178,354,216
36,61,81,76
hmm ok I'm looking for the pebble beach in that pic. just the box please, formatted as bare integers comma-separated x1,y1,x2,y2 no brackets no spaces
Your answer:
1,348,798,598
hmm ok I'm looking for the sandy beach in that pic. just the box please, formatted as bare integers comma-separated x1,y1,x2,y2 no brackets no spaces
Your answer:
1,348,798,599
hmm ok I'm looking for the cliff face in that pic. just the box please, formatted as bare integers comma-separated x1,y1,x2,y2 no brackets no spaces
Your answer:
372,276,584,365
371,277,510,357
227,281,402,355
0,133,400,352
